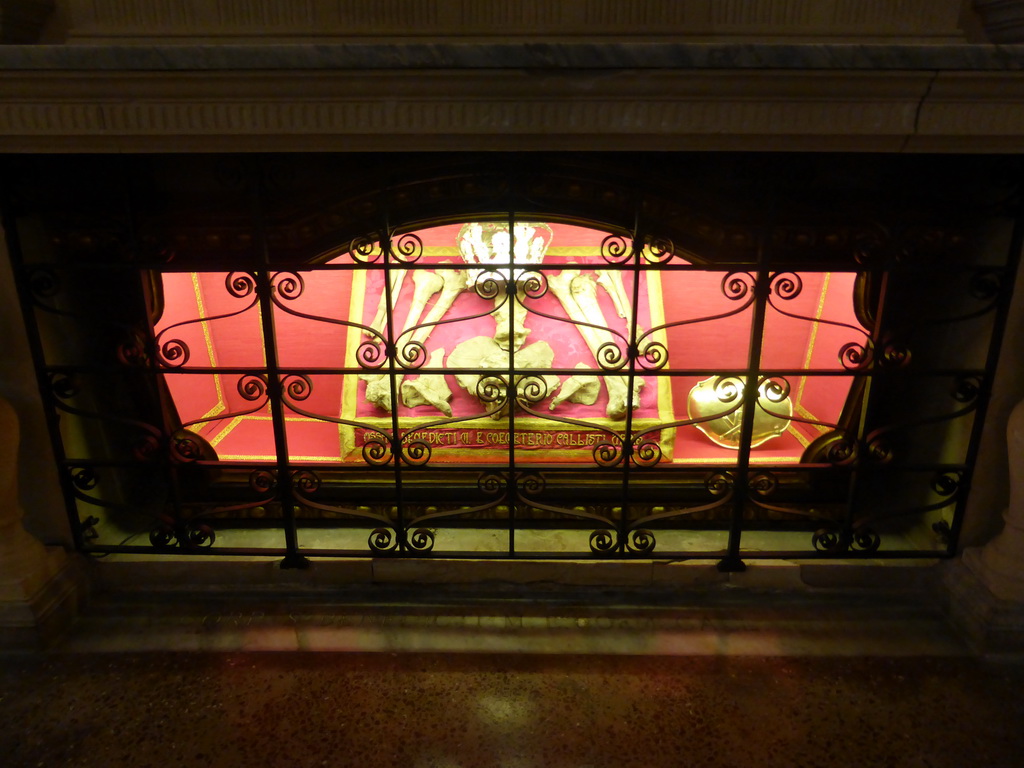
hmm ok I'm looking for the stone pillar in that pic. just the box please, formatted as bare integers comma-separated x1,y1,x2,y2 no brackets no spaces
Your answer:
967,397,1024,600
0,394,83,648
948,396,1024,651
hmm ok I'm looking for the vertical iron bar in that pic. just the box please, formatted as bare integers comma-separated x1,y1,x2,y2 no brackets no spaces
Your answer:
120,158,186,548
382,212,407,553
251,159,309,569
718,237,769,572
619,208,643,555
838,271,890,549
507,211,517,556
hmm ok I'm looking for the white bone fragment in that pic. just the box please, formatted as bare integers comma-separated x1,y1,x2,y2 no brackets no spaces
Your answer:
402,270,444,342
491,286,530,352
411,269,468,346
447,336,559,419
359,372,393,412
401,348,453,416
548,270,642,420
362,269,469,413
550,362,600,409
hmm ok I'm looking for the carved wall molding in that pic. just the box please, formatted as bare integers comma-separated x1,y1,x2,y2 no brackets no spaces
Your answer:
64,0,967,42
4,66,1024,153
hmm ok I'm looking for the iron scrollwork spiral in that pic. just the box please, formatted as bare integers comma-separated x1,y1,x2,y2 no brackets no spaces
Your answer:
186,522,217,548
117,331,149,367
600,235,631,265
226,271,257,299
879,342,911,368
238,373,269,402
706,471,735,497
769,272,803,301
595,340,627,372
519,269,548,299
630,438,662,468
643,237,674,265
476,375,508,409
368,527,398,553
149,517,217,551
473,269,504,301
159,337,190,368
272,271,305,300
823,433,859,465
952,375,982,405
970,269,1001,301
516,472,545,497
291,469,321,496
636,339,668,371
839,341,872,371
349,236,383,264
515,374,550,406
589,529,617,553
357,338,389,369
132,434,161,462
400,435,432,466
397,339,428,370
149,519,177,550
281,373,313,402
722,272,756,301
478,472,506,496
408,528,435,552
28,267,60,300
932,471,961,497
748,471,777,497
170,433,204,463
811,523,880,554
249,469,277,494
362,435,394,466
69,466,98,491
592,435,624,467
392,233,424,264
865,434,894,464
627,529,656,554
49,373,80,401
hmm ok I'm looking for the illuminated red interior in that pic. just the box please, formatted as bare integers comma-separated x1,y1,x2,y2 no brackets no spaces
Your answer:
155,223,864,464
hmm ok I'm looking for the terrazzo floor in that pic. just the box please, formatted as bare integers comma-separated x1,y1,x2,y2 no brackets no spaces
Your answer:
1,652,1022,768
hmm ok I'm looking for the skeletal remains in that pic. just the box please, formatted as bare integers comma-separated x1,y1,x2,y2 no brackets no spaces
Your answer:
360,264,642,420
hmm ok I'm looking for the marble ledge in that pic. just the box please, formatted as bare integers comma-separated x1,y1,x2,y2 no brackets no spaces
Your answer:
3,42,1024,73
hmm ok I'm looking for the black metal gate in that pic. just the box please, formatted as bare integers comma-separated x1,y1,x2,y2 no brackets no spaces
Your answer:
4,154,1020,570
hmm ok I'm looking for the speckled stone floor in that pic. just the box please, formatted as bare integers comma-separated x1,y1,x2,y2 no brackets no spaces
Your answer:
1,653,1022,768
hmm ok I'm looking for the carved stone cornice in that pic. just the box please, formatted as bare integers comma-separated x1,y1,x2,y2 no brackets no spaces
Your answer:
0,68,927,153
62,0,967,44
6,46,1024,153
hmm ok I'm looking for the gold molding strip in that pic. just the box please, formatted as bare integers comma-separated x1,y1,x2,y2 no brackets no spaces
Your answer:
192,271,227,425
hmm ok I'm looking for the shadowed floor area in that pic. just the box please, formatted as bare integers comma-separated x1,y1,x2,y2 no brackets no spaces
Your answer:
1,652,1022,768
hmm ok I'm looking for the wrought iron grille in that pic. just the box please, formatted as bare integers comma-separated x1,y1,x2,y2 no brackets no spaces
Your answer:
4,155,1020,570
